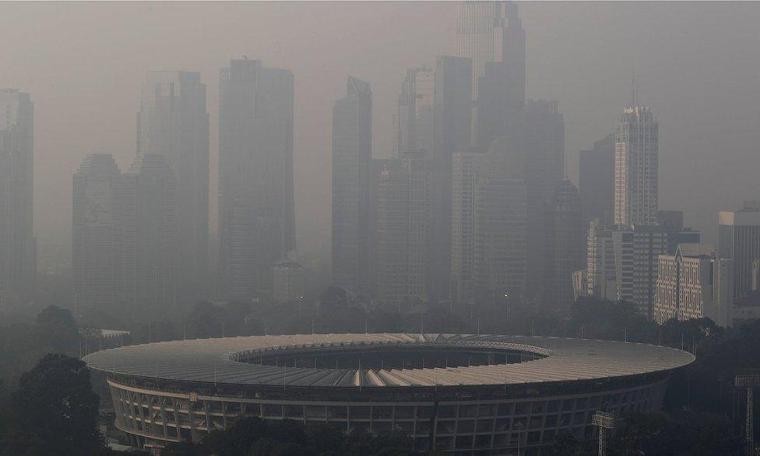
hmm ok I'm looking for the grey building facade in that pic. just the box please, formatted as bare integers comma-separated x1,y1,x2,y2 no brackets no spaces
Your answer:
218,59,295,301
137,71,210,306
0,89,35,304
331,77,372,296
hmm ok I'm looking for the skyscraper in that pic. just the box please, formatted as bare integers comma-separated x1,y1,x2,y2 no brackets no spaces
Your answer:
396,66,434,157
372,156,431,309
431,55,472,304
72,154,122,315
523,100,565,305
473,2,525,149
585,219,617,301
472,153,527,312
331,77,372,295
501,1,526,114
120,154,178,319
718,204,760,300
614,106,659,227
550,179,584,311
456,1,503,102
0,89,35,303
218,59,295,301
450,147,486,308
612,225,669,318
579,134,615,227
451,135,527,315
137,71,209,305
457,1,525,146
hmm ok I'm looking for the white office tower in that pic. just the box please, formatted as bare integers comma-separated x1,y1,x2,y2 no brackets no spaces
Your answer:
612,226,669,319
72,154,123,315
138,71,209,305
718,204,760,300
331,77,372,295
0,89,35,304
614,106,659,226
218,59,295,301
585,219,617,301
654,244,733,326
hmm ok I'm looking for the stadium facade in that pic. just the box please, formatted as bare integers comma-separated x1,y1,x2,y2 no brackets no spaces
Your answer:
84,333,694,455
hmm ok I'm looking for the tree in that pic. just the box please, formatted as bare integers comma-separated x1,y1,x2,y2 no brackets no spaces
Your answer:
35,305,80,355
6,354,102,455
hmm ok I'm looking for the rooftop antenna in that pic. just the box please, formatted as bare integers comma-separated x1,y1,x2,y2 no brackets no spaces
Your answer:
631,70,639,107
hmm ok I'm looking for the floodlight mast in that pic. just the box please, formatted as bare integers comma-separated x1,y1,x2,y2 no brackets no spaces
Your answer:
736,372,760,456
592,411,616,456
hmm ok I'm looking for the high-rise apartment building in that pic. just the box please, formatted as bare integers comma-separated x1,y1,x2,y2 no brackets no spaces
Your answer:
72,154,122,314
579,134,615,227
431,56,472,304
218,59,295,301
718,204,760,300
550,179,584,311
331,77,372,295
614,106,659,227
0,89,35,303
137,71,209,305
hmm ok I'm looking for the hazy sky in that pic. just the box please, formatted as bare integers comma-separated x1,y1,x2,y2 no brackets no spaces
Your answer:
2,1,760,261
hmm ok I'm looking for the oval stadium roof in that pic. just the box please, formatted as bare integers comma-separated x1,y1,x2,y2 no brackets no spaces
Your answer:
84,333,694,388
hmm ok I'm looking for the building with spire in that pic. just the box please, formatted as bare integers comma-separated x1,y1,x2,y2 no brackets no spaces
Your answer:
614,106,659,227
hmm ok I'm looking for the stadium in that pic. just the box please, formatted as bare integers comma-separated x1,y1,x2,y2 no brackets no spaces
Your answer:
84,333,694,455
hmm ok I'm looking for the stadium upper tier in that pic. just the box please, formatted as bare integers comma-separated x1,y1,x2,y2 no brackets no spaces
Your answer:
84,333,694,389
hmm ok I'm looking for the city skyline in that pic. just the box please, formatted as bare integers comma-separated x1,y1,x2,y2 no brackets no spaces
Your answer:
3,3,760,454
2,2,759,261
